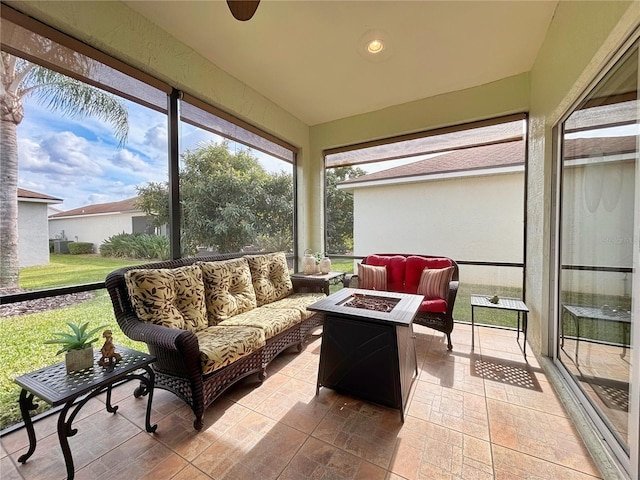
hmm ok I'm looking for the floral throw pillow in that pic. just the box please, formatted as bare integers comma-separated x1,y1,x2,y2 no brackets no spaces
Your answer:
357,263,387,290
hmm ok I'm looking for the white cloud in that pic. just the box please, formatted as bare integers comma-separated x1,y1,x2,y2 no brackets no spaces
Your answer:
111,149,150,173
144,124,168,150
19,131,102,176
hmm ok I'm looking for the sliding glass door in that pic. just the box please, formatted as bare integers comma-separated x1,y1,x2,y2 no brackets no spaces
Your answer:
555,39,638,474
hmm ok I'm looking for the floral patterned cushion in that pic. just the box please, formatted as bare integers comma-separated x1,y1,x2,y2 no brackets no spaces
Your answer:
199,258,257,325
262,292,327,320
244,252,293,306
219,307,301,339
125,265,207,332
195,325,265,375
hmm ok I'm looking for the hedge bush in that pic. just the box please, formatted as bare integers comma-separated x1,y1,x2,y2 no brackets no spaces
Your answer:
100,232,169,260
68,242,94,254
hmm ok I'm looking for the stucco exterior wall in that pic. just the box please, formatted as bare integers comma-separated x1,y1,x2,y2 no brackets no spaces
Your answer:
351,171,524,288
17,201,50,267
48,213,147,253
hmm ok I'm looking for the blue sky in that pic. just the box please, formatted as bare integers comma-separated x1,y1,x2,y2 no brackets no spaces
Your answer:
17,95,291,211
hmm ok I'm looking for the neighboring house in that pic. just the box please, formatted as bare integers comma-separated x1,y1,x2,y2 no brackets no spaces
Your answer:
339,136,635,291
48,197,156,254
18,188,63,267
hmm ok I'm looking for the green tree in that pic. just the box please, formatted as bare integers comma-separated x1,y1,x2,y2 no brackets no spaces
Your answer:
256,171,294,252
0,53,128,288
326,166,366,254
137,141,294,254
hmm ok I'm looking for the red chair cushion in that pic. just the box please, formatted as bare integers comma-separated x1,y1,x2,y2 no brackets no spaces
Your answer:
365,255,406,292
419,298,448,313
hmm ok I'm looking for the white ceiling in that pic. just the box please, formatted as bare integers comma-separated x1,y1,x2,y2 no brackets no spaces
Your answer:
125,1,558,126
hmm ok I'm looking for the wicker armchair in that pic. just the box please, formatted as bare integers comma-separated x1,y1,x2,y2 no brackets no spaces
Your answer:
105,253,322,430
343,254,459,350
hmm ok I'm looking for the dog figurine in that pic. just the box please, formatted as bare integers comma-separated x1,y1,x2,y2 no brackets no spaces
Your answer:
98,330,122,367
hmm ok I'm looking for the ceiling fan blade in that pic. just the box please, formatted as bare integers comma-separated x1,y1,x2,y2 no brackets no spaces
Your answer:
226,0,260,21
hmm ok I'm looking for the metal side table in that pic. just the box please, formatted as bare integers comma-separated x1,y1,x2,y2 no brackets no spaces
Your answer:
471,294,529,357
15,346,156,480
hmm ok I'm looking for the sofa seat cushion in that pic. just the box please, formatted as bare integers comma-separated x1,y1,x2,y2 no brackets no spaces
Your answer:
195,325,265,375
199,258,257,325
125,265,207,332
365,255,406,292
218,307,301,339
419,298,448,314
405,256,453,294
262,292,327,320
245,252,294,306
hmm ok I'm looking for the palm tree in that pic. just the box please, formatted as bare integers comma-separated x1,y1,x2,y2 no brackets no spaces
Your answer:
0,52,129,288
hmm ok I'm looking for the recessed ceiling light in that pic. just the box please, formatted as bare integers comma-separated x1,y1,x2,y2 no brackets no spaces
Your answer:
358,29,392,62
367,39,384,54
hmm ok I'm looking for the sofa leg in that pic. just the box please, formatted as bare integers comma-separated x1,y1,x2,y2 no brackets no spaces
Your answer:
193,416,204,431
296,342,304,353
258,369,267,382
446,333,453,351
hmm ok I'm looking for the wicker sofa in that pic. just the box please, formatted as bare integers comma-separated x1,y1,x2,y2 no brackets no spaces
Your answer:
105,251,325,430
344,254,459,350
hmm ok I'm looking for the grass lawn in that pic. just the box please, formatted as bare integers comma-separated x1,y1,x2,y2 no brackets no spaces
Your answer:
19,254,142,290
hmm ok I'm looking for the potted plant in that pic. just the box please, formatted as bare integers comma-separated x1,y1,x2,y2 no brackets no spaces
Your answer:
44,322,107,373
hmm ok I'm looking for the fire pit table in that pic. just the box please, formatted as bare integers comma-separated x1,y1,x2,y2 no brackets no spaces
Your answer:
308,288,423,421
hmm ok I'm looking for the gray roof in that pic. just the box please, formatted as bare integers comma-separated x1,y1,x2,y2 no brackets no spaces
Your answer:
340,135,636,185
18,188,63,203
49,197,141,218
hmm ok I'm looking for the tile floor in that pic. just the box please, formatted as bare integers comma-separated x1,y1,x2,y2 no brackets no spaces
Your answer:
1,323,603,480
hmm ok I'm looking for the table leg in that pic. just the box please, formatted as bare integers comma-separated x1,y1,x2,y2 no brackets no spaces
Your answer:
142,367,157,433
105,385,118,413
57,401,76,480
523,313,527,358
517,312,521,340
471,306,475,350
17,390,38,464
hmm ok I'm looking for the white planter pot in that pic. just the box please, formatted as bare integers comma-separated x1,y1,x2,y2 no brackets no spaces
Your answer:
65,347,94,373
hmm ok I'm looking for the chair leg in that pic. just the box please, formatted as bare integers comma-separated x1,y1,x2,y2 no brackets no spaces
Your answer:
446,333,453,350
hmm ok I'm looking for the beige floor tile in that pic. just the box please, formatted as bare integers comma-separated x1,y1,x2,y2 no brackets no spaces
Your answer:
192,411,307,479
1,325,604,480
487,398,600,476
493,444,602,480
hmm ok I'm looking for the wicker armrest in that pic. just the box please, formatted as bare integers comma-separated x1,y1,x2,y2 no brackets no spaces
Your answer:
447,280,459,313
119,313,196,352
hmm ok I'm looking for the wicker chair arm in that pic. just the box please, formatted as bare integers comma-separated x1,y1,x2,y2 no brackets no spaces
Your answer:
117,312,198,353
446,280,459,316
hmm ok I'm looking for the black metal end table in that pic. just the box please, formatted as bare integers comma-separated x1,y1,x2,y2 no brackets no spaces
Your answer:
471,294,529,357
14,346,156,479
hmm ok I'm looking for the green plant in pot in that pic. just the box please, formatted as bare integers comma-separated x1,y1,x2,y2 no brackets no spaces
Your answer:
44,322,107,373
